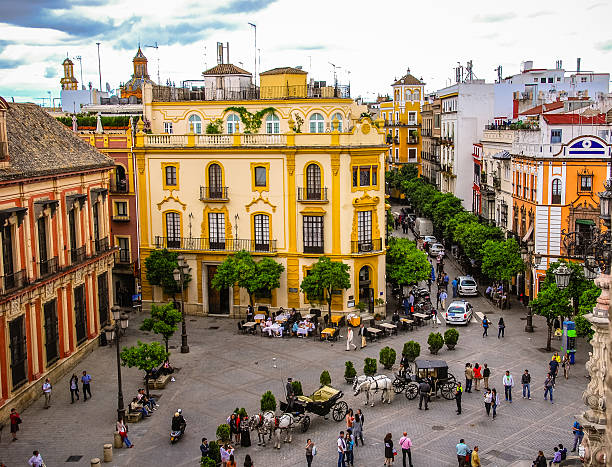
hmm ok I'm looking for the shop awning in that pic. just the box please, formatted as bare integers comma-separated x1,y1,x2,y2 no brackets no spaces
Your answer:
576,219,595,226
522,224,533,242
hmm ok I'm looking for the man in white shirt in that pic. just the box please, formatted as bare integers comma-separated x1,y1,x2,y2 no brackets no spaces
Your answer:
337,431,346,467
28,450,44,467
42,378,52,409
502,370,514,402
346,327,356,351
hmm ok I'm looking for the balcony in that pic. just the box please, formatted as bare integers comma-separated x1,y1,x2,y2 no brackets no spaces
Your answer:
200,186,229,201
112,214,130,222
95,237,110,254
70,246,87,264
304,245,324,254
383,120,420,127
154,237,278,253
1,269,28,294
38,257,59,278
110,179,129,193
115,248,131,264
297,187,328,202
351,238,383,254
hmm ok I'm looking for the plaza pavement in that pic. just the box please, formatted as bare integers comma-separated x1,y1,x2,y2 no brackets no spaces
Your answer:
0,229,591,467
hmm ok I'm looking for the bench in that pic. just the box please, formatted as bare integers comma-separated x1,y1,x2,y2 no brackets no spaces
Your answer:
125,411,142,423
146,373,172,389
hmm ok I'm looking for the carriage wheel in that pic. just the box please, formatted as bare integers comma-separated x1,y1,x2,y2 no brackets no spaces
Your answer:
405,383,419,400
441,382,457,400
301,415,311,432
332,401,348,421
392,379,406,394
447,373,457,383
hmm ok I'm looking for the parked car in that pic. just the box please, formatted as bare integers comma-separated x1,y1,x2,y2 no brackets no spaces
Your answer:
422,236,437,249
445,300,474,325
457,276,478,296
429,243,445,257
415,218,433,237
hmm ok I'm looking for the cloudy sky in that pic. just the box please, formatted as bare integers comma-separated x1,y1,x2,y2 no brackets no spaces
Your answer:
0,0,611,105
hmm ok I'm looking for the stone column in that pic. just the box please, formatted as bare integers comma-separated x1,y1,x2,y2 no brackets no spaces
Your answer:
580,272,609,466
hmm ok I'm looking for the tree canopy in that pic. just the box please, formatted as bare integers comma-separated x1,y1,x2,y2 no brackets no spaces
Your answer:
300,257,351,319
481,238,524,284
530,283,572,350
120,341,169,396
386,237,431,286
576,282,601,339
454,221,503,262
140,302,182,356
144,249,190,296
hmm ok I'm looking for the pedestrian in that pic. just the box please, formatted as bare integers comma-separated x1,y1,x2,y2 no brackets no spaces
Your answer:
455,382,463,415
533,450,547,467
443,273,449,291
439,290,448,311
346,326,356,351
491,388,500,419
482,364,490,390
452,278,458,298
502,370,514,402
484,389,492,416
227,454,237,467
353,410,364,446
482,315,489,337
384,433,394,466
544,373,554,404
69,374,80,403
28,450,44,467
431,307,438,327
229,413,240,445
456,439,469,467
571,420,584,452
550,446,561,465
418,378,430,410
464,363,473,393
562,354,570,380
497,317,505,338
305,439,315,467
337,430,346,467
473,363,482,391
345,408,354,431
522,369,531,400
200,438,210,458
9,407,20,441
358,324,367,349
81,370,92,401
399,432,413,467
558,444,567,461
471,446,481,467
42,378,52,409
345,430,354,467
116,416,133,448
243,454,253,467
549,357,559,385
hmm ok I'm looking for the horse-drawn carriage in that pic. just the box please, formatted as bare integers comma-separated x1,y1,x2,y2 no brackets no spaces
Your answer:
393,359,457,400
280,385,348,432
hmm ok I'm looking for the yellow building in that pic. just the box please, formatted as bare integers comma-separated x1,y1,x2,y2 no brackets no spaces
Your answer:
379,71,424,169
137,67,388,316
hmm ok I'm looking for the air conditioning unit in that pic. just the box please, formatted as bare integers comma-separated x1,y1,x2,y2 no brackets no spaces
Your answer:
360,243,373,252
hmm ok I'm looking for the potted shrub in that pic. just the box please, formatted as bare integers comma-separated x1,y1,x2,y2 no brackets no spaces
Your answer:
374,298,386,317
207,441,221,464
427,332,444,355
364,357,377,376
355,301,367,313
291,380,304,396
379,346,397,370
260,391,277,412
444,328,459,350
320,370,331,387
344,361,357,384
374,313,382,321
216,423,231,443
201,457,216,467
402,341,421,362
238,407,248,418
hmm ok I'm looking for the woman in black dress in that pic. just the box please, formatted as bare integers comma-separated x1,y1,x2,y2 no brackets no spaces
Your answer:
384,432,394,465
240,415,251,447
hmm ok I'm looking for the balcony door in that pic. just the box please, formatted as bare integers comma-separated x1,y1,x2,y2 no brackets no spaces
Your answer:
357,211,372,251
97,272,109,327
74,284,87,345
9,315,27,389
43,299,59,366
306,163,321,200
165,212,181,248
208,164,223,199
208,213,225,250
38,216,49,275
254,214,270,252
207,265,229,314
2,223,14,288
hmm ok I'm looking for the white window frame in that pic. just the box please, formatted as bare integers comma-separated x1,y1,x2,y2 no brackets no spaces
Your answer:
309,113,324,133
265,113,280,134
332,112,343,132
188,114,202,134
395,148,399,162
408,111,417,124
227,114,240,134
408,148,417,160
163,121,173,134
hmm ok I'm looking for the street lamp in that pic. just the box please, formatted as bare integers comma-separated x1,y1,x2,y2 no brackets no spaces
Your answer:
522,241,538,333
105,306,129,421
173,254,191,354
597,179,612,228
553,263,572,289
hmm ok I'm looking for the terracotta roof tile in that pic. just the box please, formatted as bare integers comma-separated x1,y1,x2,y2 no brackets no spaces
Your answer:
542,114,606,125
519,101,564,115
392,74,424,86
260,67,307,75
203,64,251,76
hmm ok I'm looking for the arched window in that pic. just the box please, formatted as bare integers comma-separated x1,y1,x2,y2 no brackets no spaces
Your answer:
331,112,343,132
253,214,270,252
165,212,181,248
306,163,322,200
227,114,240,134
188,114,202,134
208,163,223,198
266,113,280,134
114,165,127,192
309,113,324,133
551,179,562,204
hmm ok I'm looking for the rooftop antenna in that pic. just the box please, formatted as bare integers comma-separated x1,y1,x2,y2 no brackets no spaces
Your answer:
248,23,257,86
96,42,102,91
495,65,502,83
74,55,84,88
466,60,476,81
455,62,463,83
203,45,207,71
329,61,341,89
145,41,160,84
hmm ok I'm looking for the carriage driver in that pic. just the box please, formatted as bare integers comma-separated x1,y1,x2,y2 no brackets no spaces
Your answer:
399,354,411,378
286,377,295,411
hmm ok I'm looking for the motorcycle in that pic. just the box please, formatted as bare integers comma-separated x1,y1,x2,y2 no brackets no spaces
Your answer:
170,410,186,444
170,425,186,444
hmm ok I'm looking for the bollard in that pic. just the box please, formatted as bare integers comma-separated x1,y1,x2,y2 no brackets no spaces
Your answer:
103,443,113,462
91,458,101,467
113,432,123,448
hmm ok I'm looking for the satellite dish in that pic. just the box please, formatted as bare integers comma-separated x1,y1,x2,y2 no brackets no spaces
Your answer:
106,82,111,92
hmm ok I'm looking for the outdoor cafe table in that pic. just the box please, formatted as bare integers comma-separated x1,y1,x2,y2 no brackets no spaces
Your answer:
242,321,257,333
321,327,337,340
360,314,374,324
263,323,283,337
254,314,266,323
330,315,343,325
379,322,397,336
303,314,314,320
275,314,289,323
400,318,414,331
366,327,382,342
347,313,360,327
412,312,428,326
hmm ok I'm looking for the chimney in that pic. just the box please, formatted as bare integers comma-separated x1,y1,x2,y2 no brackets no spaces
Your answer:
0,97,8,161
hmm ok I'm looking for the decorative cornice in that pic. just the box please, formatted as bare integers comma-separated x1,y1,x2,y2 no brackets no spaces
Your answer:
157,191,187,211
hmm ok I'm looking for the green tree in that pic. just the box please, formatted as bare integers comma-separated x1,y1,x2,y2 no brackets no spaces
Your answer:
543,260,591,315
120,341,168,397
454,222,503,262
260,391,276,412
224,106,276,133
300,257,351,321
443,211,478,244
211,251,284,306
144,249,190,296
140,302,182,357
481,238,524,288
386,237,430,287
431,195,463,235
530,284,573,351
576,282,601,339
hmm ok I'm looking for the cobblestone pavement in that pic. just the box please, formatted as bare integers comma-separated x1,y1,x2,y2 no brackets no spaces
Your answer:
1,226,591,467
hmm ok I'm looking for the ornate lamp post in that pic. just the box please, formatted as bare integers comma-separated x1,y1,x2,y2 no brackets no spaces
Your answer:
104,306,129,421
521,241,541,332
173,254,191,354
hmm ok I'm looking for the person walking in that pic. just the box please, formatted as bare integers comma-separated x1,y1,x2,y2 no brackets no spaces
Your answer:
353,410,364,446
571,420,584,452
345,430,354,467
549,357,559,385
455,382,463,415
27,451,44,467
9,407,21,441
471,446,481,467
452,278,458,298
69,374,79,403
399,432,413,467
305,439,315,467
337,431,346,467
418,378,431,410
491,388,500,420
497,318,505,338
482,316,489,337
42,378,52,409
473,363,482,391
346,327,356,351
431,307,438,327
116,416,134,448
464,363,473,393
484,389,492,416
562,354,571,380
439,290,448,311
456,439,469,467
482,364,490,390
522,370,531,400
345,409,354,431
384,433,394,466
358,324,367,349
544,373,554,404
81,370,92,401
502,370,514,402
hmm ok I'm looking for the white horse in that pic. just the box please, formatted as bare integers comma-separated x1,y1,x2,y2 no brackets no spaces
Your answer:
274,413,295,448
249,411,275,446
353,375,394,406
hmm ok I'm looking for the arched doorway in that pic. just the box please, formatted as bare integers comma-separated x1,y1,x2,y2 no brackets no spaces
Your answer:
358,266,374,314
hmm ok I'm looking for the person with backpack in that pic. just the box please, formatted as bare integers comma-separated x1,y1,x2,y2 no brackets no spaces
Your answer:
544,373,554,404
482,364,491,390
482,316,490,337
